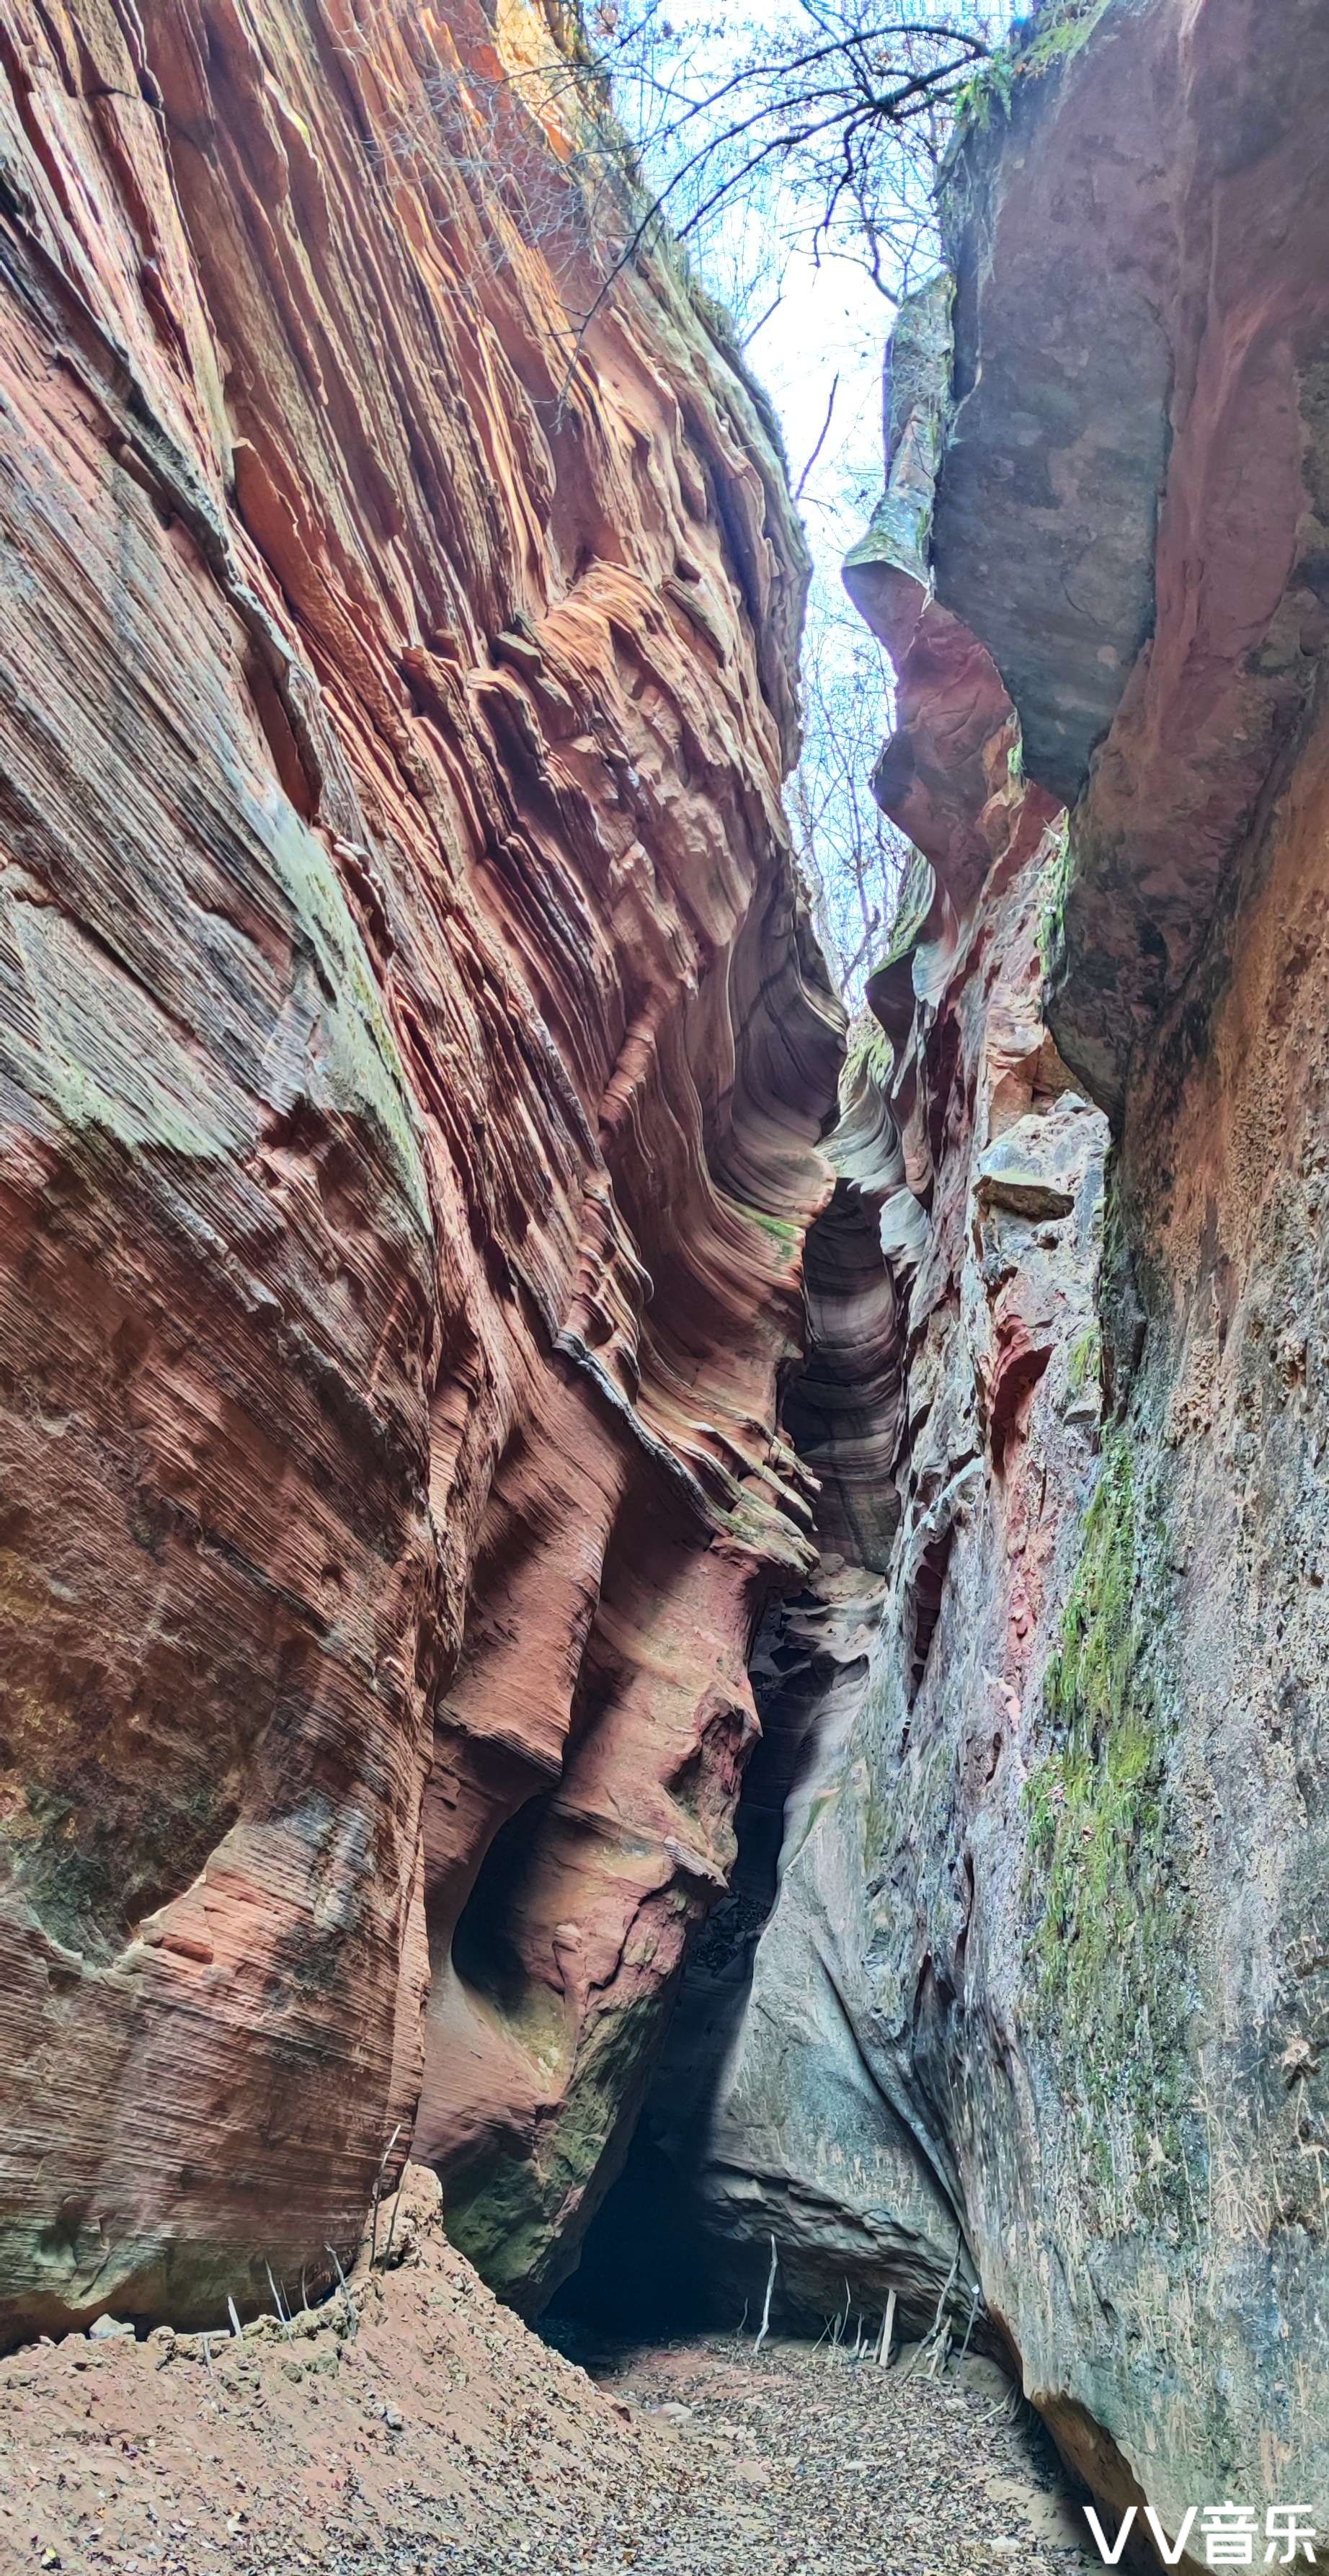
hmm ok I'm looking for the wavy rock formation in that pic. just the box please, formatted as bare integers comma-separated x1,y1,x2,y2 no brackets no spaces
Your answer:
643,0,1329,2540
566,1041,903,2329
0,0,841,2340
605,285,1109,2343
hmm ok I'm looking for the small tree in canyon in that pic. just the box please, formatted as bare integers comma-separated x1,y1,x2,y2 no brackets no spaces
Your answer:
412,0,1011,998
561,0,1006,1000
570,0,1003,310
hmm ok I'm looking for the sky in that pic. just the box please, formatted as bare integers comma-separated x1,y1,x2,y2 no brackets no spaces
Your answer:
614,4,898,550
745,223,892,576
605,0,1010,986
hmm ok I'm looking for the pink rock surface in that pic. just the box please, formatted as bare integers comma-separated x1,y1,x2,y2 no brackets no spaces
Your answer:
0,0,840,2336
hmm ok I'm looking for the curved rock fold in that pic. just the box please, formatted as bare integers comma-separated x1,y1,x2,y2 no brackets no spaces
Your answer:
0,0,840,2340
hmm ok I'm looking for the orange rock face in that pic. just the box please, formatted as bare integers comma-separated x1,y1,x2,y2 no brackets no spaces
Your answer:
0,0,840,2336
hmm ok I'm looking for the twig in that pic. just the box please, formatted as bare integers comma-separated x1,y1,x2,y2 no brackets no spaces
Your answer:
877,2287,897,2368
266,2262,293,2338
369,2122,404,2270
753,2233,778,2355
794,372,840,501
928,2239,961,2346
326,2241,357,2339
739,289,783,349
843,907,881,988
226,2297,243,2341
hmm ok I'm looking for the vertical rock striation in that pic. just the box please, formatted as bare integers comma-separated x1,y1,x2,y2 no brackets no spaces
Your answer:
0,0,840,2339
576,1041,904,2327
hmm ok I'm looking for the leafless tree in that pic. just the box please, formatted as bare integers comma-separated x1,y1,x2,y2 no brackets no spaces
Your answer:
597,1,1002,304
790,572,911,1004
353,1,1013,1001
575,4,1003,1002
365,3,1003,334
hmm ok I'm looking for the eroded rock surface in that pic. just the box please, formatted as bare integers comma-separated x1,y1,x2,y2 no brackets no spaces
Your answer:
942,0,1329,1113
0,0,840,2339
652,0,1329,2539
631,385,1109,2343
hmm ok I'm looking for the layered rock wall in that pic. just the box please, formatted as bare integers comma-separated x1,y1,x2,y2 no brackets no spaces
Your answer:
621,314,1111,2339
652,0,1329,2540
0,0,840,2339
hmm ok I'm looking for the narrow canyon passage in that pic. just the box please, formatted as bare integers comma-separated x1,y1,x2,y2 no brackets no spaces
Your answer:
558,1117,906,2340
4,0,1329,2562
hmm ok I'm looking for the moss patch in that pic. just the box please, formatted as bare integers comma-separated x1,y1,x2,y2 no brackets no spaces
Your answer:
952,0,1114,138
1036,814,1074,982
738,1203,804,1253
268,807,431,1242
869,849,935,993
6,1766,239,1960
445,1985,664,2305
1066,1323,1102,1400
1023,1434,1192,2191
841,1012,892,1093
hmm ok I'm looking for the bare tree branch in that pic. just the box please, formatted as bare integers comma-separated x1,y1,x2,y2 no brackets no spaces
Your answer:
796,373,841,500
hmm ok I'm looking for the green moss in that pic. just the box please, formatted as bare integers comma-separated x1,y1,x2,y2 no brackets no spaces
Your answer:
1023,1435,1193,2188
875,849,935,982
6,1769,238,1959
841,1013,892,1093
1036,814,1073,982
268,809,431,1240
445,1987,664,2303
6,900,247,1161
739,1204,803,1250
8,1786,119,1953
952,0,1114,137
843,272,954,599
1066,1323,1102,1399
1044,1437,1138,1744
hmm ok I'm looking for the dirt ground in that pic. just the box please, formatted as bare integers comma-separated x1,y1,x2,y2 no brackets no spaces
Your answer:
0,2177,1096,2576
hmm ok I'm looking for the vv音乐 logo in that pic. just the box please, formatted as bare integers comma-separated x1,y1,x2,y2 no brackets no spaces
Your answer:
1085,2505,1317,2567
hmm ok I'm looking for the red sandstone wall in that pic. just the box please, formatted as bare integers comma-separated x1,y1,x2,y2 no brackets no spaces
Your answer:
0,0,840,2336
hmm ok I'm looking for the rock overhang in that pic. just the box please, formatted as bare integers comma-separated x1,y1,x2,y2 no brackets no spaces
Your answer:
918,0,1329,1114
935,0,1169,812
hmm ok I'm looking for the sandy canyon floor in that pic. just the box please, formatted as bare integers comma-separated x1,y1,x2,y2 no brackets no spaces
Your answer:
0,2184,1095,2576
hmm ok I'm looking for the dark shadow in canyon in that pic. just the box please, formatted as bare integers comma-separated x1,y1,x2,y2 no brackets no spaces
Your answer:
550,1172,899,2338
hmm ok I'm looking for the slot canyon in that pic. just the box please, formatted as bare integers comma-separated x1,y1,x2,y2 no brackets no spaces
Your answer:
0,0,1327,2567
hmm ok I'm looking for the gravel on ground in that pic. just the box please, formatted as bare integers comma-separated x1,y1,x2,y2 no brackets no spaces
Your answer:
0,2175,1096,2576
